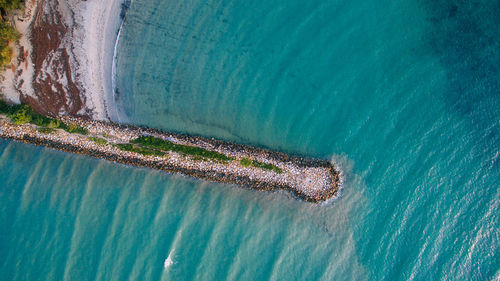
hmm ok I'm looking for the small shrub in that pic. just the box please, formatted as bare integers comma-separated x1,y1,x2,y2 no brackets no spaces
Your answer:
239,157,283,174
132,136,233,162
8,105,32,124
90,137,108,145
115,143,166,157
64,123,89,135
191,155,204,161
0,99,11,113
252,160,283,173
31,114,54,127
0,21,21,67
240,157,252,167
37,127,55,134
0,101,67,131
47,119,61,128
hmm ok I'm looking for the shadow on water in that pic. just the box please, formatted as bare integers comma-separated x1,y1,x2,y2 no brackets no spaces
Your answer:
422,0,500,159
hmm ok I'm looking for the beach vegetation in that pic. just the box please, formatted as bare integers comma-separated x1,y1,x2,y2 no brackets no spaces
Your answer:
31,114,51,126
47,118,61,128
64,122,89,135
0,0,22,67
8,104,31,124
90,137,108,145
37,127,55,134
114,143,166,157
252,160,283,173
190,155,204,161
0,98,9,113
239,157,283,173
0,101,52,126
239,157,252,167
132,136,233,162
0,100,90,135
0,0,24,12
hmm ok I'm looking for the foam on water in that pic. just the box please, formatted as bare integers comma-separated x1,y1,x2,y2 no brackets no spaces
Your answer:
163,248,174,269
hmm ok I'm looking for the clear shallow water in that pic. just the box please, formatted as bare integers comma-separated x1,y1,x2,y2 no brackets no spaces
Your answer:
1,0,499,280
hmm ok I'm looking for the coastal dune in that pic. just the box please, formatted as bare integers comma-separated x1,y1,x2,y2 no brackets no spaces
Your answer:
1,0,125,120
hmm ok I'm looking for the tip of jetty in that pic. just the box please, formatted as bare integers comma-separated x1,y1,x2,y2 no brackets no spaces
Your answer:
0,104,341,202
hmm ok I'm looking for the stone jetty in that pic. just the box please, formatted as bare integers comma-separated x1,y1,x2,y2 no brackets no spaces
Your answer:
0,115,341,202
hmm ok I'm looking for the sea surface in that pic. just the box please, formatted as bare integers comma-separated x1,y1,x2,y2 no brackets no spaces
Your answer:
1,0,499,280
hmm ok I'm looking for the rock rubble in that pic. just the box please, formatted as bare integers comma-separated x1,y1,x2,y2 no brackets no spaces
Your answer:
0,116,341,202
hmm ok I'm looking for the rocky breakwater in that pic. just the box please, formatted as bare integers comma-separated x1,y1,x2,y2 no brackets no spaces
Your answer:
0,114,341,202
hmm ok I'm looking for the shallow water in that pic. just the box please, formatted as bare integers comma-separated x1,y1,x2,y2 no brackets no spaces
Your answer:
1,0,499,279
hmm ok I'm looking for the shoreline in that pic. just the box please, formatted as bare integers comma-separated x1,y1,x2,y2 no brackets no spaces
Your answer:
79,0,128,121
0,0,343,203
0,0,126,120
110,0,131,122
67,0,127,120
0,112,341,202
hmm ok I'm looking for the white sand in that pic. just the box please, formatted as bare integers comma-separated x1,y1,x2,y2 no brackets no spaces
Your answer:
66,0,126,120
1,0,126,120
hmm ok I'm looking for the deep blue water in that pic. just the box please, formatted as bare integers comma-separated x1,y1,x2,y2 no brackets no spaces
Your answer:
1,0,499,280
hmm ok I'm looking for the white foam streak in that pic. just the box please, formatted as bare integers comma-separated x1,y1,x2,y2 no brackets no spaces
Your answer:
163,248,175,269
110,0,134,122
322,154,349,204
110,15,125,123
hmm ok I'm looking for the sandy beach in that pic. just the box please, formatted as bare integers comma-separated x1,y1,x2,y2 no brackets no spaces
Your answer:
0,0,126,120
71,0,127,120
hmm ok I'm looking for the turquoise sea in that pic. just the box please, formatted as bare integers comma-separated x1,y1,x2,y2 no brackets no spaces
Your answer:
1,0,499,280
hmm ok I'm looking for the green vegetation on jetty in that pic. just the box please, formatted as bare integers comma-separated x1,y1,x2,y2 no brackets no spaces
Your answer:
0,100,89,135
0,0,23,66
239,157,283,173
37,127,55,134
89,137,108,145
114,143,166,157
64,123,89,135
0,100,289,176
132,136,233,162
